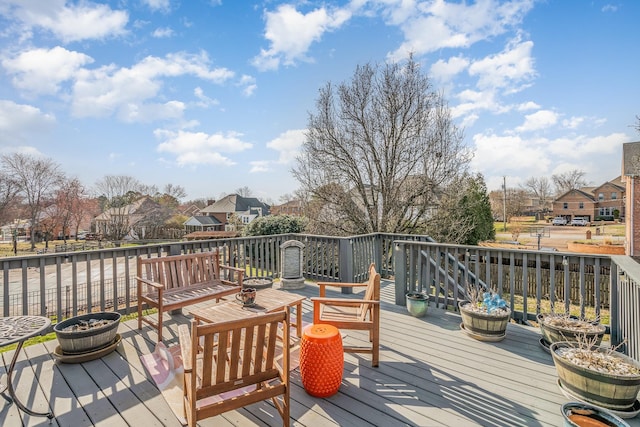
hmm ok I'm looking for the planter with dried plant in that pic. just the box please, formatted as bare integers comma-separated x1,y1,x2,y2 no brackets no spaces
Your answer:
551,336,640,416
459,287,511,342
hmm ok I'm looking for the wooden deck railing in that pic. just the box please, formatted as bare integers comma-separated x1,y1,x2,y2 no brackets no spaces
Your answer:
2,233,639,360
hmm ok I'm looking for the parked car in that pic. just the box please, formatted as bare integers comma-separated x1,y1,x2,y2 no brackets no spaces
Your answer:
552,217,567,226
570,217,589,226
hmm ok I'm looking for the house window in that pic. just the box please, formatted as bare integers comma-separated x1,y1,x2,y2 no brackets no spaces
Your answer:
579,202,584,209
598,192,604,201
612,192,617,200
563,202,568,209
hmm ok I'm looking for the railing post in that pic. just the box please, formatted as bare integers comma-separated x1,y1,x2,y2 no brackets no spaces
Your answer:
338,238,353,294
609,260,620,348
394,241,407,306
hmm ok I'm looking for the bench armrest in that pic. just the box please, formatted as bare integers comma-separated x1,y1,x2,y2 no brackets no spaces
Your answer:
219,265,245,286
317,281,367,297
311,297,380,307
178,324,192,372
136,277,164,291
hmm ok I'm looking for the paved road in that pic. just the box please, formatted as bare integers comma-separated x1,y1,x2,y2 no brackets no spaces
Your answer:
495,224,623,251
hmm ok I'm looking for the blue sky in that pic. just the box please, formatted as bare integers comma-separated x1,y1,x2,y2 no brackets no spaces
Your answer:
0,0,638,203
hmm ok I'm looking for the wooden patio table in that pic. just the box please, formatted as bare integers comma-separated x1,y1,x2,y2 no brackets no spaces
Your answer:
189,287,306,338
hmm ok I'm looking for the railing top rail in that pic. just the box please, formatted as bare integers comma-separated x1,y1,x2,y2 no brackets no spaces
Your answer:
392,239,613,261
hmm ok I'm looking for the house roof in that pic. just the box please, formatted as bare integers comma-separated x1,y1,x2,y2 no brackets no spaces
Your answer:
555,188,595,202
183,215,222,226
200,194,270,215
183,231,240,240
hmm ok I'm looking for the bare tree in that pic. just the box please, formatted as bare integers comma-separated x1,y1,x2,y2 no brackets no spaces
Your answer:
235,186,253,197
0,170,20,225
634,115,640,134
293,56,471,235
1,153,63,250
163,184,187,202
522,176,552,217
552,169,589,196
53,178,87,243
94,175,146,240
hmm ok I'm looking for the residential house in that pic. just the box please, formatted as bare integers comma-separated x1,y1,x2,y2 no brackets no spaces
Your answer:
185,194,270,231
93,196,162,239
552,177,625,222
270,199,304,216
183,215,223,234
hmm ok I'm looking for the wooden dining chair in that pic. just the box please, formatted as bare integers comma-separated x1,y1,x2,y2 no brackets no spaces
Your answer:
311,262,381,367
178,311,290,427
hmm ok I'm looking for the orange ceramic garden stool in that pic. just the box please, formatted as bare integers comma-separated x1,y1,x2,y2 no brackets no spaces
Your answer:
299,324,344,397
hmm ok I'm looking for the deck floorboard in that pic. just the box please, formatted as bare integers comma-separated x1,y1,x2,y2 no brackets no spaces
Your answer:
1,280,638,427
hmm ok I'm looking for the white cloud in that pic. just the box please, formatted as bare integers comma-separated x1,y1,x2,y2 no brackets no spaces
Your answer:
474,130,628,193
562,116,584,129
472,132,550,176
468,37,536,91
193,87,219,108
71,52,234,121
118,100,185,123
253,4,351,71
517,101,540,111
2,46,93,95
238,75,257,97
152,27,174,38
0,100,56,144
2,0,128,42
154,129,252,167
429,55,470,81
142,0,171,13
386,0,535,60
249,161,270,173
516,109,558,132
267,129,306,164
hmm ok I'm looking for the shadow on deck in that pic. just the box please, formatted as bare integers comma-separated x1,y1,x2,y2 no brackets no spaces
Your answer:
1,280,638,426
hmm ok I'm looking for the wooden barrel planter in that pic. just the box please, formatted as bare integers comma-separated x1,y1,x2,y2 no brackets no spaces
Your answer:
459,301,510,342
538,313,606,346
54,311,121,354
551,341,640,412
243,277,274,290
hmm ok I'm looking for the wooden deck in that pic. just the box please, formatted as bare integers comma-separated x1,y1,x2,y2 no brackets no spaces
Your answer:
2,281,639,427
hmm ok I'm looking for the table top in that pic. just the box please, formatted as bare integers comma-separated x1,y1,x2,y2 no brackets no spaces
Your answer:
190,288,305,324
0,316,52,347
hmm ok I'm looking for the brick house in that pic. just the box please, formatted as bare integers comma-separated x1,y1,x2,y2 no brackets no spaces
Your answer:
622,141,640,256
552,177,625,222
184,194,270,232
270,199,304,216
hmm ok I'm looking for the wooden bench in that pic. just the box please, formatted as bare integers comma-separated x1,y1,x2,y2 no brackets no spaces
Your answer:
137,250,244,341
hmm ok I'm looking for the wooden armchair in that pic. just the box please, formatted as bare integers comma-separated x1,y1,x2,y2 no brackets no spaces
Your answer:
178,311,290,427
311,263,381,367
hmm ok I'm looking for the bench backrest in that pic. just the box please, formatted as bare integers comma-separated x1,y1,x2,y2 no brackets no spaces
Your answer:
360,263,381,321
137,251,222,290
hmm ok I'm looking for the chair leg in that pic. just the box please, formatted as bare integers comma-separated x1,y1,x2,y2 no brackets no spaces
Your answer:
157,310,163,342
372,327,379,367
137,302,142,331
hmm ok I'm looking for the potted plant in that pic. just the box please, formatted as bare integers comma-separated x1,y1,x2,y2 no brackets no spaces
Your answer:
537,312,606,348
551,336,640,413
561,402,630,427
405,292,428,317
54,311,121,354
243,276,274,290
459,288,511,341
